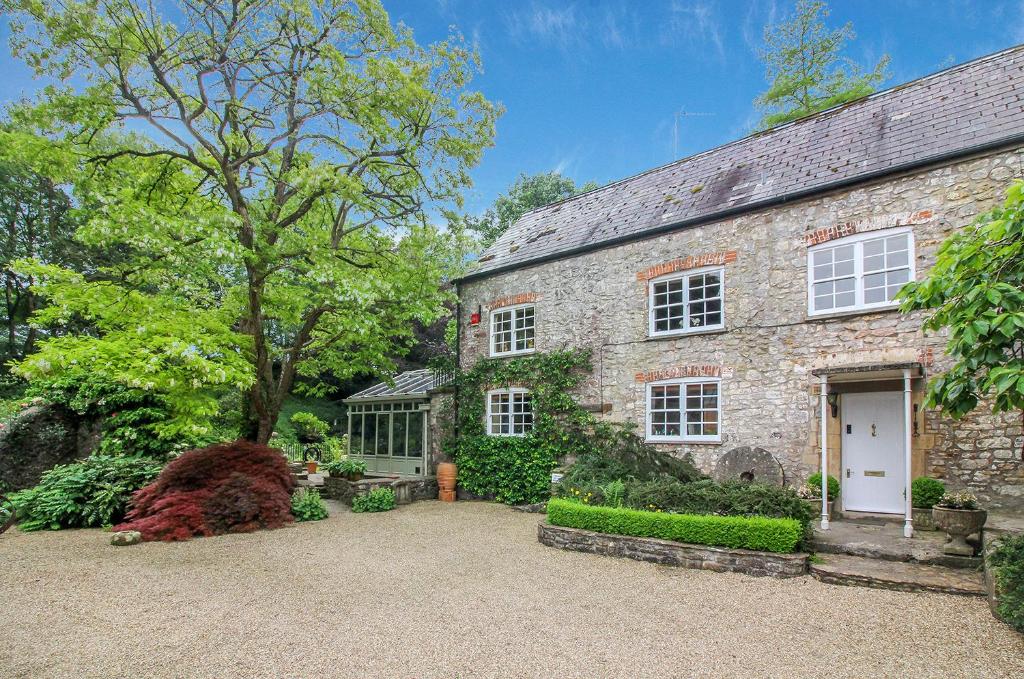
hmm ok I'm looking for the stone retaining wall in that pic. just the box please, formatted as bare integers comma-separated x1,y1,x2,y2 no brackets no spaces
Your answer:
538,522,808,578
322,474,438,506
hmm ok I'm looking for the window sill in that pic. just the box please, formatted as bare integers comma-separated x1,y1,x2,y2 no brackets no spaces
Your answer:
646,327,728,341
489,348,537,359
806,305,903,322
645,438,722,445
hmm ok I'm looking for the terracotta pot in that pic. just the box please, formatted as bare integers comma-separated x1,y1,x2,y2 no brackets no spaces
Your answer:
306,461,318,474
439,489,456,503
932,506,987,556
345,472,363,482
437,462,457,491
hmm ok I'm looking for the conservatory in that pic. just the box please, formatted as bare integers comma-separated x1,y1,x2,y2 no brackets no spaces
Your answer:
343,369,441,477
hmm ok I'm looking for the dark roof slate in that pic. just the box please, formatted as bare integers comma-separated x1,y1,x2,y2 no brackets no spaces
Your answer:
466,45,1024,280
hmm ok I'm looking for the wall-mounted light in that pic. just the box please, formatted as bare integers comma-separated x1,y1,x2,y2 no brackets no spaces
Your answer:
470,305,481,326
826,392,840,418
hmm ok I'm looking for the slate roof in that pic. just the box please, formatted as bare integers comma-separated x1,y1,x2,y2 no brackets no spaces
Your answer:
464,45,1024,282
344,369,438,402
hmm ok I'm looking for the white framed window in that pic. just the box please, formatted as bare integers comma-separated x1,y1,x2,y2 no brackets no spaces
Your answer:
808,229,914,316
646,378,721,443
490,304,536,356
648,266,724,336
486,388,533,436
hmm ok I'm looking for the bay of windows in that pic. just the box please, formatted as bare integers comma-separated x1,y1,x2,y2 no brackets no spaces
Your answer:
490,304,535,356
649,268,724,336
487,388,533,436
809,230,913,315
647,379,721,443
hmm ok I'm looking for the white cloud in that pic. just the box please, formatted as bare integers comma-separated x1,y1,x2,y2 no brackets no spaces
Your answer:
504,2,583,51
662,1,725,59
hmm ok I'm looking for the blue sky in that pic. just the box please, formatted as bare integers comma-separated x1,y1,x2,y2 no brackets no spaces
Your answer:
2,1,1023,214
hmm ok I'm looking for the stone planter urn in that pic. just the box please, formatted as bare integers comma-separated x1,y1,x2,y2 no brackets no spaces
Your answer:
932,507,987,556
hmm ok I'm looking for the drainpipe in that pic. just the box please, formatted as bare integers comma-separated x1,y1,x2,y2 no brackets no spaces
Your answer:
903,368,914,538
819,373,830,530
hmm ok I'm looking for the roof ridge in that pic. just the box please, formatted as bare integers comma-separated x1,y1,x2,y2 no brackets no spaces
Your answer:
505,43,1024,225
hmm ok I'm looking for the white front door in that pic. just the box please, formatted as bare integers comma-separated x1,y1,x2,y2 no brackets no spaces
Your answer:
841,391,906,513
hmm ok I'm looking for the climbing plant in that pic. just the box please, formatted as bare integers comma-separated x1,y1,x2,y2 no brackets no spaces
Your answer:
445,349,703,504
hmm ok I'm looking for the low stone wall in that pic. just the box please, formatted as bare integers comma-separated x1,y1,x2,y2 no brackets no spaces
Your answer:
323,474,438,506
538,522,808,578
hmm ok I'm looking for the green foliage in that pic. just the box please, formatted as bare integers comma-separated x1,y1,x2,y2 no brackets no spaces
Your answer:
807,472,841,499
448,349,700,506
274,395,344,443
899,181,1024,427
463,172,598,248
756,0,889,129
308,436,345,464
456,435,558,505
911,477,946,509
988,535,1024,632
289,412,329,442
351,487,396,513
7,455,163,531
291,488,329,522
600,479,626,508
547,498,803,554
3,0,500,441
26,369,202,458
936,491,980,510
623,479,813,526
323,458,367,477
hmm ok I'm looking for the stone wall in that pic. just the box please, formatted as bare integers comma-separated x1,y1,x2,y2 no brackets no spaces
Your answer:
458,148,1024,510
0,403,101,492
538,522,808,578
322,473,438,506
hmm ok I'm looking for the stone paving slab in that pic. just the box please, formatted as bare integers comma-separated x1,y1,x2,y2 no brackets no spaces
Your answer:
811,554,986,597
812,520,980,569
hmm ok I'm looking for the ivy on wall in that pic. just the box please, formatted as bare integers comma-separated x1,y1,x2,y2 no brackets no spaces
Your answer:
443,350,595,505
444,348,703,504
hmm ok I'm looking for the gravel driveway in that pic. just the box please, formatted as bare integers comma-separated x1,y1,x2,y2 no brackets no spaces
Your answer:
1,501,1021,678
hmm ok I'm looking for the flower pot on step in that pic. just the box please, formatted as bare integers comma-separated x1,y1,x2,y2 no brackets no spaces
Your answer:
306,461,318,474
932,506,987,556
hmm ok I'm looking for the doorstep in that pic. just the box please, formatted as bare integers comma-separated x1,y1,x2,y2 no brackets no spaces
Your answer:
810,554,986,597
812,519,981,569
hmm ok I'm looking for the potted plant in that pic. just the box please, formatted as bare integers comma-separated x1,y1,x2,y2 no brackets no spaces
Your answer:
910,477,946,530
932,490,987,556
290,412,329,445
324,458,366,482
797,472,839,519
306,459,319,474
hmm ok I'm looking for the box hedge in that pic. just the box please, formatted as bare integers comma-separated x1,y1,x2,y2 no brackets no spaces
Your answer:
547,498,803,554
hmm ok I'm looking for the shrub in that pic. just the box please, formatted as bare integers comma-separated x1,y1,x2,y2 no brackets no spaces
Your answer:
454,435,556,505
7,456,163,531
113,440,294,541
600,479,626,508
352,487,396,513
308,436,345,463
807,472,840,499
291,488,329,522
988,535,1024,633
911,477,946,509
547,498,803,553
290,412,329,442
624,479,813,523
323,458,366,477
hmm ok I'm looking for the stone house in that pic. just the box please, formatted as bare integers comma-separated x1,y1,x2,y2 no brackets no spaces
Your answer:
453,46,1024,527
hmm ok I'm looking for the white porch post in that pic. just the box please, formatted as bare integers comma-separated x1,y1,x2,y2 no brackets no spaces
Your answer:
903,368,914,538
819,373,830,530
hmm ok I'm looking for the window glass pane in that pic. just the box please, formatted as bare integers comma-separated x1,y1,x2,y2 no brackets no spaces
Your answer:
392,413,407,457
834,258,854,277
376,413,390,456
407,412,423,458
363,414,376,455
350,415,364,454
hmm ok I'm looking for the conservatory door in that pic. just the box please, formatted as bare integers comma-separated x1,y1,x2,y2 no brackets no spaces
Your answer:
347,402,427,476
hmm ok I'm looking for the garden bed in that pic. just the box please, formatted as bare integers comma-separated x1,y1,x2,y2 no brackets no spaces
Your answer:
538,523,808,578
322,473,437,506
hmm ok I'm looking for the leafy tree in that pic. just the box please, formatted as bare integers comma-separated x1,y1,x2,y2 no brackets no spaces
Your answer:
755,0,889,130
466,172,598,248
898,182,1024,452
0,154,77,363
3,0,500,442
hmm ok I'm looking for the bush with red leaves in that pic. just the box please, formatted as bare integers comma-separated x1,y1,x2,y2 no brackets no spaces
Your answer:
114,440,295,541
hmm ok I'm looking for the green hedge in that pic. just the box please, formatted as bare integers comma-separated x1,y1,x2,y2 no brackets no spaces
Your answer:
547,498,803,553
454,435,556,505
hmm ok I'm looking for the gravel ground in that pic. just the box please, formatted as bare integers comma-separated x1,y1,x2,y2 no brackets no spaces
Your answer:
1,501,1021,679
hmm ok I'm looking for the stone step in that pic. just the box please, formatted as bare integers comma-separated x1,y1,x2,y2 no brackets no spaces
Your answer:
810,554,986,597
811,521,982,569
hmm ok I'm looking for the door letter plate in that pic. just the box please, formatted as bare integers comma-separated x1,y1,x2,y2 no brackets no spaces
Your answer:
864,470,886,477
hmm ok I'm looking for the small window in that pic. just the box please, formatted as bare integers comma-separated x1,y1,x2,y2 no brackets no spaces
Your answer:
808,230,914,316
646,379,721,443
490,304,536,356
486,389,533,436
649,268,724,336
